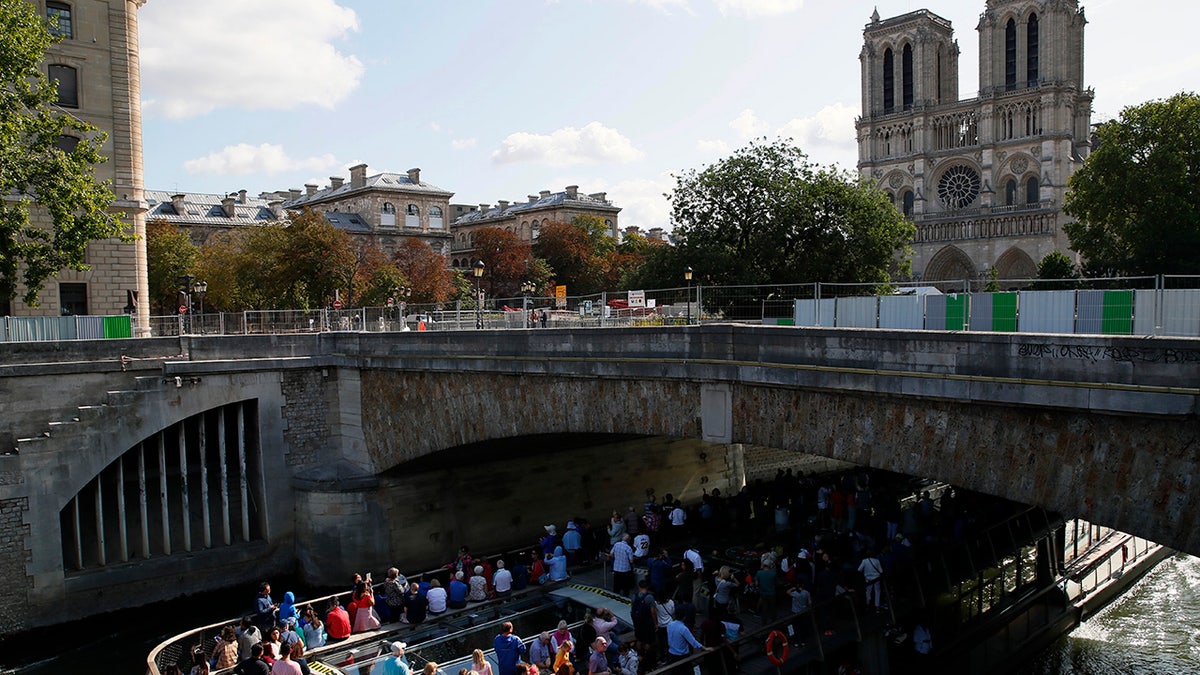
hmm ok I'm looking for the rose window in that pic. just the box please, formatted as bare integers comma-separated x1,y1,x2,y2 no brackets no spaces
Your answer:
937,165,981,210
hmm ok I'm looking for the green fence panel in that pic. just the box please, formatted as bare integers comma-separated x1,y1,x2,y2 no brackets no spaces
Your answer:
1101,290,1133,335
103,315,133,339
945,294,968,330
991,293,1018,332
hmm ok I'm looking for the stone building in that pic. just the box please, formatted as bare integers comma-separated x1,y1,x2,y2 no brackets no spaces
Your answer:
856,0,1092,282
144,190,284,246
4,0,149,332
280,164,454,258
448,187,620,268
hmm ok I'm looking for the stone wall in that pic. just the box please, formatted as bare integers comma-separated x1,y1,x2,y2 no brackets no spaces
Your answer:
281,370,328,469
0,498,31,634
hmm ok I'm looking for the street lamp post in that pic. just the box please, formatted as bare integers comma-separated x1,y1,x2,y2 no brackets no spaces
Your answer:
394,285,411,329
473,260,485,329
521,281,534,327
192,280,207,333
684,266,693,325
177,274,194,334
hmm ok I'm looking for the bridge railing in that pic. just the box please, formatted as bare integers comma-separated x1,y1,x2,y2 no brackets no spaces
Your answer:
7,275,1200,343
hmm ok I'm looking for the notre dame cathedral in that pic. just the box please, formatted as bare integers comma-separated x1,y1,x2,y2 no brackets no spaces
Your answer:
856,0,1093,283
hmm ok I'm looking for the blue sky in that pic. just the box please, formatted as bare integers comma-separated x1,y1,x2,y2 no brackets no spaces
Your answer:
138,0,1199,231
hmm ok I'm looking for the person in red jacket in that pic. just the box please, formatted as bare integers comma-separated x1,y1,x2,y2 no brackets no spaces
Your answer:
325,599,351,642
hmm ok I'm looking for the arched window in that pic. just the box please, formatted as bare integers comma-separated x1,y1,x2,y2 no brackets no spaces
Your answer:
429,206,443,229
902,190,915,218
48,64,78,108
902,44,914,110
1026,14,1040,87
883,48,895,114
531,219,541,239
381,202,396,227
405,204,419,228
1005,19,1017,91
47,2,72,39
1026,176,1040,204
1005,180,1017,206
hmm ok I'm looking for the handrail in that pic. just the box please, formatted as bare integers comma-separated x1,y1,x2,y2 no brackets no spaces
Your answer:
145,542,541,675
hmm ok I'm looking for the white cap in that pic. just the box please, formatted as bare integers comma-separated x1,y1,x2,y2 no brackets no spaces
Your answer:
392,641,407,654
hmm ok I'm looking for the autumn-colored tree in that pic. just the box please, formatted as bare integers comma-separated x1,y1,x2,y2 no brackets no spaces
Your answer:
280,209,356,309
392,238,455,304
145,220,198,314
351,243,407,307
535,215,617,295
471,227,533,298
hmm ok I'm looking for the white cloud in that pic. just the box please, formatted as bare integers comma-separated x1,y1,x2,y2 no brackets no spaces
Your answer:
492,122,644,167
139,0,362,119
632,0,692,13
730,108,769,139
714,0,803,17
182,143,344,177
776,102,859,170
696,139,731,156
571,173,676,231
429,122,442,132
451,138,478,150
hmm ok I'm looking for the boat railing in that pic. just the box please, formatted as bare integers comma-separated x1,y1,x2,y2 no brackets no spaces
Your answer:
1067,533,1157,600
146,543,542,675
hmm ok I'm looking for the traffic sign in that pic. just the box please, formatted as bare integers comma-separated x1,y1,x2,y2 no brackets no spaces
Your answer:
178,305,187,314
387,297,394,308
333,300,344,310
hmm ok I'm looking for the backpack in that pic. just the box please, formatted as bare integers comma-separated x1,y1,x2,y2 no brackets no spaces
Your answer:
631,591,651,624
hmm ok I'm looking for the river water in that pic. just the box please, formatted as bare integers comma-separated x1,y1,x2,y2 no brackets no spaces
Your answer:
1019,552,1200,674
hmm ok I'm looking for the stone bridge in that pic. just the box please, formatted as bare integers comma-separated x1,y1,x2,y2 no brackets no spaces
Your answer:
0,325,1197,634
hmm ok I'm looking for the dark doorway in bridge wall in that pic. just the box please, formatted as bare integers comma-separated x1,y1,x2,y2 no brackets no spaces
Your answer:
59,401,266,573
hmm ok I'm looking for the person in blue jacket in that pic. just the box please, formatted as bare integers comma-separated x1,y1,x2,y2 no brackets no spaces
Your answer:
547,546,569,582
493,621,527,675
448,571,469,609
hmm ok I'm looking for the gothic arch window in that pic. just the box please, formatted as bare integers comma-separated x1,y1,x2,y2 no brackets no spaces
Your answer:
429,206,444,229
47,2,73,38
995,246,1038,280
883,48,895,114
48,64,78,108
902,44,914,110
1005,19,1017,91
902,190,915,218
1026,176,1040,204
936,45,943,104
1027,14,1040,86
1005,180,1017,206
885,191,895,205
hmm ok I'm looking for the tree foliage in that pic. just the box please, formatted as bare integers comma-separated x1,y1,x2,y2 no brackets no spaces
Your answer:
1064,92,1200,276
471,226,533,298
534,215,616,295
391,238,454,304
145,221,198,313
646,138,913,289
0,0,130,305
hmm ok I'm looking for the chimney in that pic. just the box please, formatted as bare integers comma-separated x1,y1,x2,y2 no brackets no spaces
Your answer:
305,183,318,197
221,195,236,217
479,203,491,213
649,227,666,240
539,190,551,199
237,189,248,204
406,168,421,185
528,195,539,203
566,185,579,199
170,194,186,214
350,163,367,189
590,192,607,202
268,200,283,219
289,188,301,200
625,226,639,237
330,176,344,189
497,200,510,211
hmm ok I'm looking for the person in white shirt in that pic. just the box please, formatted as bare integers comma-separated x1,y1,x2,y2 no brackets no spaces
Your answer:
669,503,687,529
426,579,448,615
633,533,651,562
492,560,513,598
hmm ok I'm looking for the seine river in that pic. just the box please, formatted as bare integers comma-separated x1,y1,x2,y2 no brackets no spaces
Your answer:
1020,553,1200,674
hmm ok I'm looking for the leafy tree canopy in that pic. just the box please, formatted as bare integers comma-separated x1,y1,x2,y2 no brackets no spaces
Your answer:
650,138,914,288
1,0,130,305
471,226,533,298
534,215,616,295
391,238,454,304
146,221,198,313
1064,92,1200,276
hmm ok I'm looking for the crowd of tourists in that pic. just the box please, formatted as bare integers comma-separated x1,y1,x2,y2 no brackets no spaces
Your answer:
180,469,1014,674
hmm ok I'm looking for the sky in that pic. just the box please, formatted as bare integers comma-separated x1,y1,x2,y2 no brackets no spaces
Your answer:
137,0,1199,232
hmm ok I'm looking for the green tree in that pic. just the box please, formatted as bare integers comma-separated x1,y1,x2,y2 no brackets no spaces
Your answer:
1064,92,1200,276
1,0,131,305
1035,250,1081,290
657,138,914,288
145,220,198,314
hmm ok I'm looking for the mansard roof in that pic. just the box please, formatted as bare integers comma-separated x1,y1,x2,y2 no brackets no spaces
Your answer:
283,172,453,209
145,190,281,225
451,189,620,226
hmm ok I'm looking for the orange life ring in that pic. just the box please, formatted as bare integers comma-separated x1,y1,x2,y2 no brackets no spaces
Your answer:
766,629,789,666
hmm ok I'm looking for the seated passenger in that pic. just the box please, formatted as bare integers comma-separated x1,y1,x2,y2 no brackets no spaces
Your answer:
427,579,448,615
325,600,351,641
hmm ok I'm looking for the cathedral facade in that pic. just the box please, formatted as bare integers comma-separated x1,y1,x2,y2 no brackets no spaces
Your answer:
856,0,1093,282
